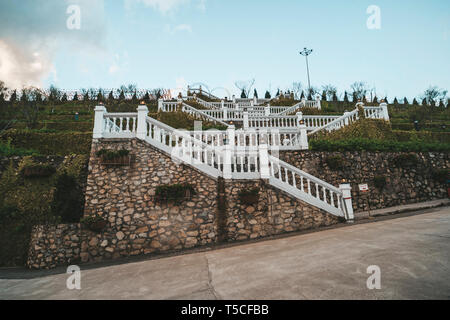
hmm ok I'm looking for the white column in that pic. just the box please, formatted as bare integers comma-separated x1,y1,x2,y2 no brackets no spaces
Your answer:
380,102,389,121
265,104,271,116
343,111,350,126
253,95,257,106
316,96,321,110
243,111,249,130
221,100,225,109
296,112,303,127
301,97,306,107
232,95,236,104
177,98,183,111
136,104,148,140
158,98,163,111
223,125,235,180
223,108,228,122
298,124,308,150
93,105,106,139
259,144,270,179
339,184,354,222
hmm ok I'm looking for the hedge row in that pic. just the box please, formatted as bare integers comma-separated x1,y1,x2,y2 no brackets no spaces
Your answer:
310,138,450,152
0,129,92,156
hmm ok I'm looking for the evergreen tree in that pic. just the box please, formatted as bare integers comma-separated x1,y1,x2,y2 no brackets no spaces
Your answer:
119,90,125,100
73,92,79,101
264,91,271,99
352,92,358,102
439,99,444,108
10,90,17,103
97,92,104,102
321,90,327,101
343,91,349,103
307,92,312,100
0,93,5,105
413,98,418,105
300,91,305,100
253,89,258,99
143,91,150,101
373,96,378,104
108,91,114,101
384,97,389,104
403,97,409,105
83,92,89,102
332,92,338,102
393,97,399,105
421,98,427,106
132,90,138,103
61,93,68,102
240,89,246,98
20,89,28,102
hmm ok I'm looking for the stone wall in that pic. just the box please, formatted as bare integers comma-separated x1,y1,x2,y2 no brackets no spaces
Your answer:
279,151,449,212
27,139,341,269
223,180,340,241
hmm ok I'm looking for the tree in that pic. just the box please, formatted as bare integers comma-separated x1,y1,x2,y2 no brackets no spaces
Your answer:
422,86,448,105
350,81,369,101
421,98,427,106
61,93,68,102
343,91,349,103
332,92,338,102
300,91,305,100
321,90,327,101
412,98,418,105
393,97,399,105
48,85,62,102
291,82,302,100
20,88,43,129
234,79,255,99
322,84,337,101
143,91,150,101
373,96,378,104
73,92,79,101
384,96,389,104
403,97,409,105
253,89,258,99
108,91,114,101
240,89,246,98
264,91,271,99
10,90,17,103
119,90,125,100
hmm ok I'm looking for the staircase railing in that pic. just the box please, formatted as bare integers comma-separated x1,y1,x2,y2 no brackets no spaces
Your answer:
268,155,347,217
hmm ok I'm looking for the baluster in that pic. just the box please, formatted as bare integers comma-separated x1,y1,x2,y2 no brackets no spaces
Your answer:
323,187,327,203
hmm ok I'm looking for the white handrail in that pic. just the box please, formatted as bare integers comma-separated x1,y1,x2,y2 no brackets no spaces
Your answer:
181,103,230,127
268,155,346,217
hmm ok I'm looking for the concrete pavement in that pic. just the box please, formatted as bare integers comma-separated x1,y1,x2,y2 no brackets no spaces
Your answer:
1,206,449,300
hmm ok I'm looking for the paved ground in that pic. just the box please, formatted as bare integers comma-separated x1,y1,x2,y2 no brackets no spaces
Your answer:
1,206,449,300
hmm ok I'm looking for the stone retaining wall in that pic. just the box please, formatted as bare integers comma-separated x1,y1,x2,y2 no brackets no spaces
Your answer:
279,151,449,212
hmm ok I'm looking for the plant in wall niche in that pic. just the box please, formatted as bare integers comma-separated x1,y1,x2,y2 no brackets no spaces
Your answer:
391,153,418,168
431,169,448,184
19,163,56,178
238,187,260,206
96,148,131,166
80,215,108,233
155,184,196,204
373,176,387,190
324,155,345,171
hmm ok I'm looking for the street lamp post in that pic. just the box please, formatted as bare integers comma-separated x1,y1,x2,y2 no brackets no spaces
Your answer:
299,47,313,94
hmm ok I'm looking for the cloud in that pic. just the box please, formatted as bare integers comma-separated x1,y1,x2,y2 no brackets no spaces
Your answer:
108,52,130,75
165,24,193,34
125,0,206,14
0,0,106,89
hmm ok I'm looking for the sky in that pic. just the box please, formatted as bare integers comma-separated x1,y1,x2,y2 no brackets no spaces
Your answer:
0,0,449,99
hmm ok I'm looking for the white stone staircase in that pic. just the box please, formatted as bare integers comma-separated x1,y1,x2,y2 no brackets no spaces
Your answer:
93,104,355,221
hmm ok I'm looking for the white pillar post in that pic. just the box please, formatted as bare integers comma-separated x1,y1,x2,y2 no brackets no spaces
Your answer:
136,104,148,140
339,184,354,222
296,112,303,127
343,111,350,126
380,102,389,121
223,125,235,180
232,95,236,104
298,124,308,150
301,97,306,107
316,96,321,110
93,104,106,139
259,144,270,179
158,98,163,111
265,104,271,116
221,100,225,109
223,108,228,122
243,111,249,130
253,95,257,106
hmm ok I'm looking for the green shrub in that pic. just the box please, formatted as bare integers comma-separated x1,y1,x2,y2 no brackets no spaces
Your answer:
52,173,84,223
96,148,130,160
0,129,92,156
373,176,387,190
392,154,418,168
20,163,56,178
155,184,196,203
80,215,108,232
431,169,448,184
325,155,345,170
0,138,39,156
238,187,260,205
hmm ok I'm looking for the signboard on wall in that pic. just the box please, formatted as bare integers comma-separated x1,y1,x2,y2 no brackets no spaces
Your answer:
359,184,369,192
